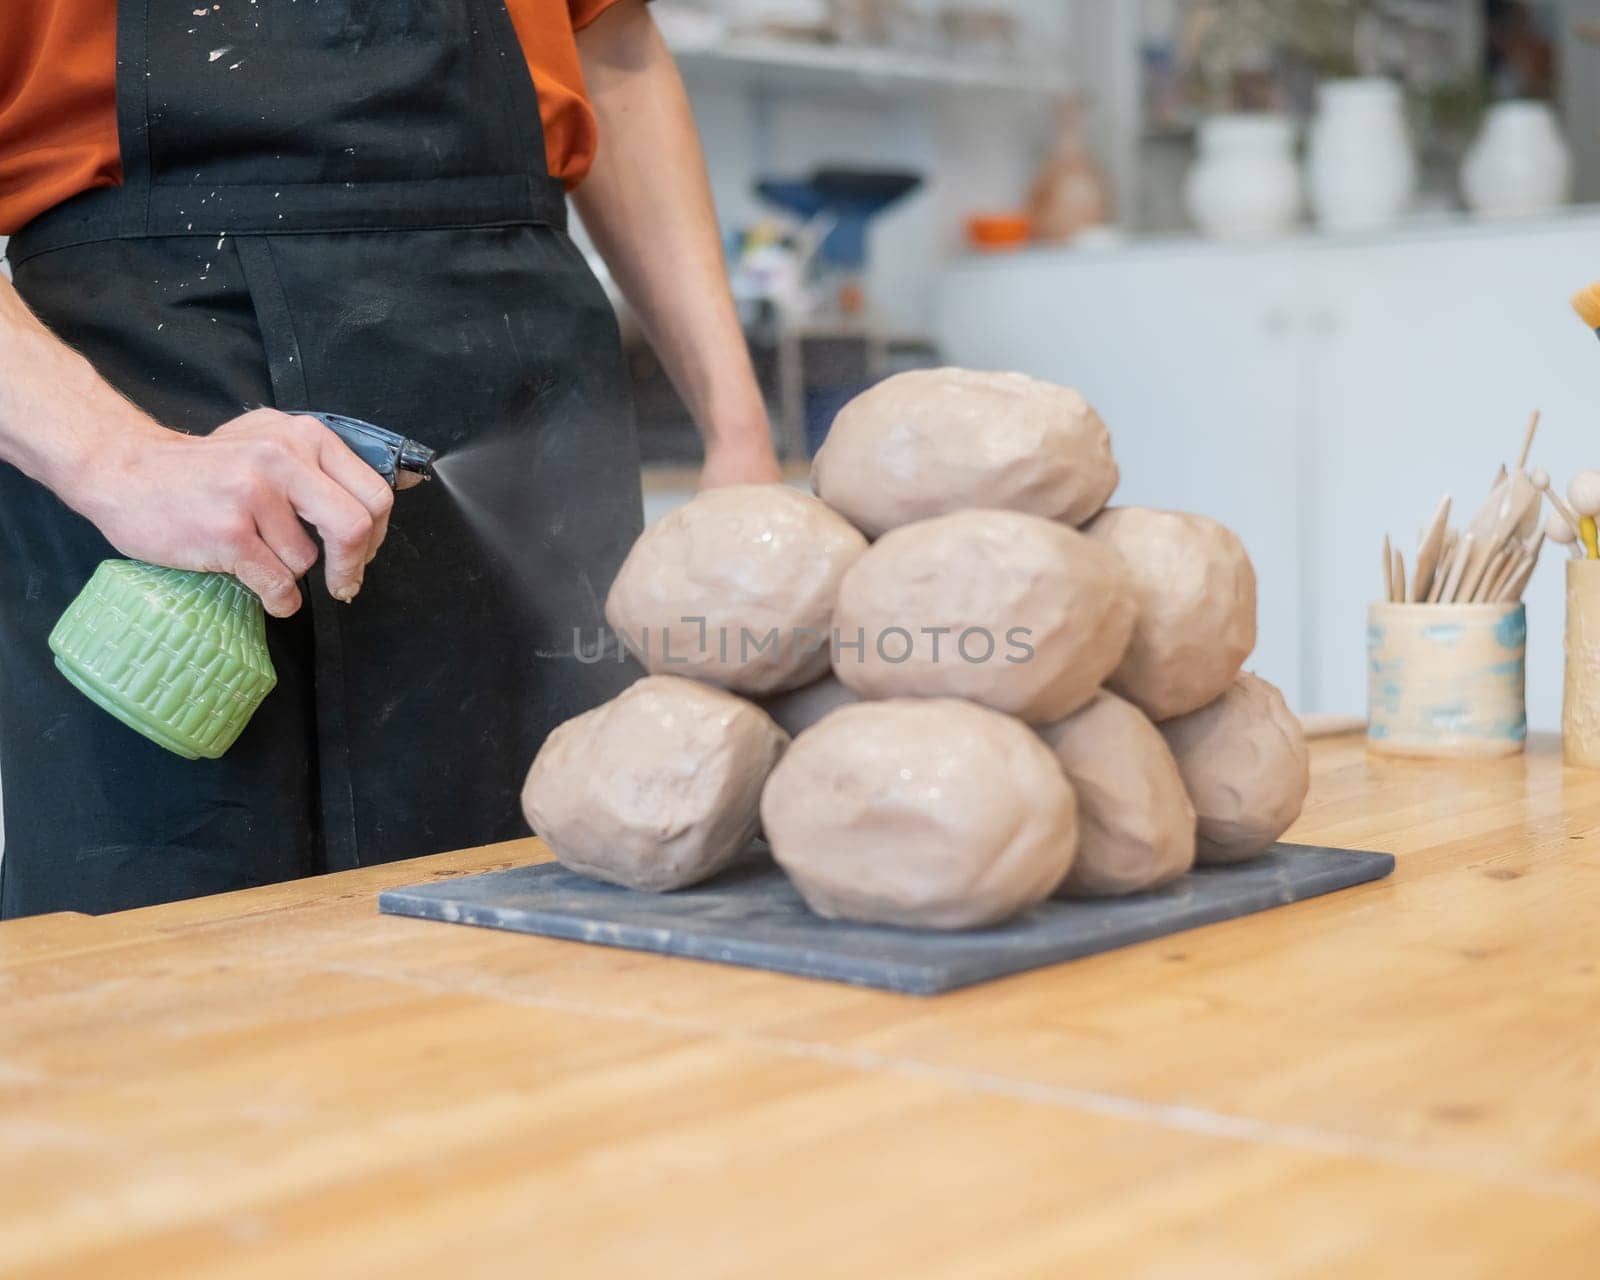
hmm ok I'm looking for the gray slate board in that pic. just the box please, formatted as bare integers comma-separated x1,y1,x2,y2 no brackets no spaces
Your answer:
379,843,1394,995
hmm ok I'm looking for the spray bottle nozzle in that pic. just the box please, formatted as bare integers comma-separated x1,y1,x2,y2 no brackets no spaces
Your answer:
308,411,437,488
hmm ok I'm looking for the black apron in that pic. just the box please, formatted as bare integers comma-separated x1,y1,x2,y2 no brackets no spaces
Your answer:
0,1,643,918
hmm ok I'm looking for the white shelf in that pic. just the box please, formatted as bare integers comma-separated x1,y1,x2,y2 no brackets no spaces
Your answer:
668,35,1072,97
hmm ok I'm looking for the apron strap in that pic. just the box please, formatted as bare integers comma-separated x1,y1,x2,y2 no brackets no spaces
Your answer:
234,237,311,407
113,0,153,237
235,235,362,872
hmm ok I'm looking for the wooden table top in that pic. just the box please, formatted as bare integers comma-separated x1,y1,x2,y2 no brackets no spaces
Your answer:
6,733,1600,1277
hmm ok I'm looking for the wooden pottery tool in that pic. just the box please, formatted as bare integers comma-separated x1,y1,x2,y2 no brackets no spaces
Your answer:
1572,471,1600,511
1533,470,1583,540
1498,542,1541,602
1515,408,1541,472
1382,535,1394,601
1428,530,1459,602
1472,550,1509,603
1410,495,1451,602
1438,533,1476,603
1546,506,1582,557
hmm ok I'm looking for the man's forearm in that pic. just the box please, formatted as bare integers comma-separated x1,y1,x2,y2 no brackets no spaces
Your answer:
0,275,388,611
574,0,779,482
0,276,160,514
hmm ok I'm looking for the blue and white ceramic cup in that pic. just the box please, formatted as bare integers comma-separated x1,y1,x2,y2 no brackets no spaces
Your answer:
1367,601,1527,758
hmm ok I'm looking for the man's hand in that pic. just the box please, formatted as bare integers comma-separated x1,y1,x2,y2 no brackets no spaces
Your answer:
700,435,784,489
66,408,394,617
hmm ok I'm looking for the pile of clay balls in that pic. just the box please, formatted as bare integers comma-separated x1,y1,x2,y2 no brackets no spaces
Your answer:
522,368,1309,930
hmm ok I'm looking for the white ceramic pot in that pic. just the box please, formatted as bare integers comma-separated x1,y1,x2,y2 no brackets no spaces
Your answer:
1183,114,1301,240
1462,100,1572,218
1306,78,1415,233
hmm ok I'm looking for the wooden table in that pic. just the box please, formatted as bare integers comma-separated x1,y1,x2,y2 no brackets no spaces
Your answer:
6,734,1600,1277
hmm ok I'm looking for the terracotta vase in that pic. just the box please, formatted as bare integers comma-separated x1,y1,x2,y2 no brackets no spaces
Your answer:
1027,99,1112,244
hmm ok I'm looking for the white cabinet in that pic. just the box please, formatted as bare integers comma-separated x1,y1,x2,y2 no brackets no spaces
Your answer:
936,240,1310,709
937,211,1600,729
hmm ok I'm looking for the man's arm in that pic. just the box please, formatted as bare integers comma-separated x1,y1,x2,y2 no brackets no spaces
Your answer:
0,274,390,615
574,0,782,489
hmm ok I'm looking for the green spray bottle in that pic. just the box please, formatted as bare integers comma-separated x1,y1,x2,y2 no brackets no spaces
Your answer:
48,413,436,760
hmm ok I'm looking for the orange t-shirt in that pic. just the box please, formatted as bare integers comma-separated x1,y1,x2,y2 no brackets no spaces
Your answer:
0,0,623,235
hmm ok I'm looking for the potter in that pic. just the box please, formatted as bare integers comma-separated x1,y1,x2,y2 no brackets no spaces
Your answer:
0,0,786,917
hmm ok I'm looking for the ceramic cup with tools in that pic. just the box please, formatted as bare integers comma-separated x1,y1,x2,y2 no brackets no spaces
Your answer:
1367,601,1527,758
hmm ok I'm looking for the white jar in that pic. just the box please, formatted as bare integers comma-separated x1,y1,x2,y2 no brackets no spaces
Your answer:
1306,78,1415,233
1462,100,1572,218
1184,114,1301,240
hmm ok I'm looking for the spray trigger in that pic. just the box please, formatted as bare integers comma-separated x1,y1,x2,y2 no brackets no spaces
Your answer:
308,411,436,489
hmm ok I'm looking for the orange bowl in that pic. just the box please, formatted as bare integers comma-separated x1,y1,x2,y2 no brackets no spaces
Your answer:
966,212,1033,251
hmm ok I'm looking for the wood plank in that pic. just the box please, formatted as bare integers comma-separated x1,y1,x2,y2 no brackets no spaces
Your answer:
195,736,1600,1198
4,952,1597,1279
6,733,1600,1273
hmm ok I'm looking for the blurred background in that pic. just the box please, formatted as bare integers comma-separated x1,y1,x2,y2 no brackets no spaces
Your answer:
3,1,1594,729
618,0,1600,731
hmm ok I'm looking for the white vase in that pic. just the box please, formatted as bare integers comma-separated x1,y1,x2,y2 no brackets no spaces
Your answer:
1184,114,1301,240
1306,78,1415,233
1462,100,1572,218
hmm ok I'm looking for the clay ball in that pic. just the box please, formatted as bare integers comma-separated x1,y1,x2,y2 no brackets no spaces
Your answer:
1159,673,1309,865
605,484,868,695
1039,691,1196,896
831,508,1134,723
811,368,1119,537
761,671,861,738
762,699,1079,929
522,675,788,891
1086,506,1256,721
